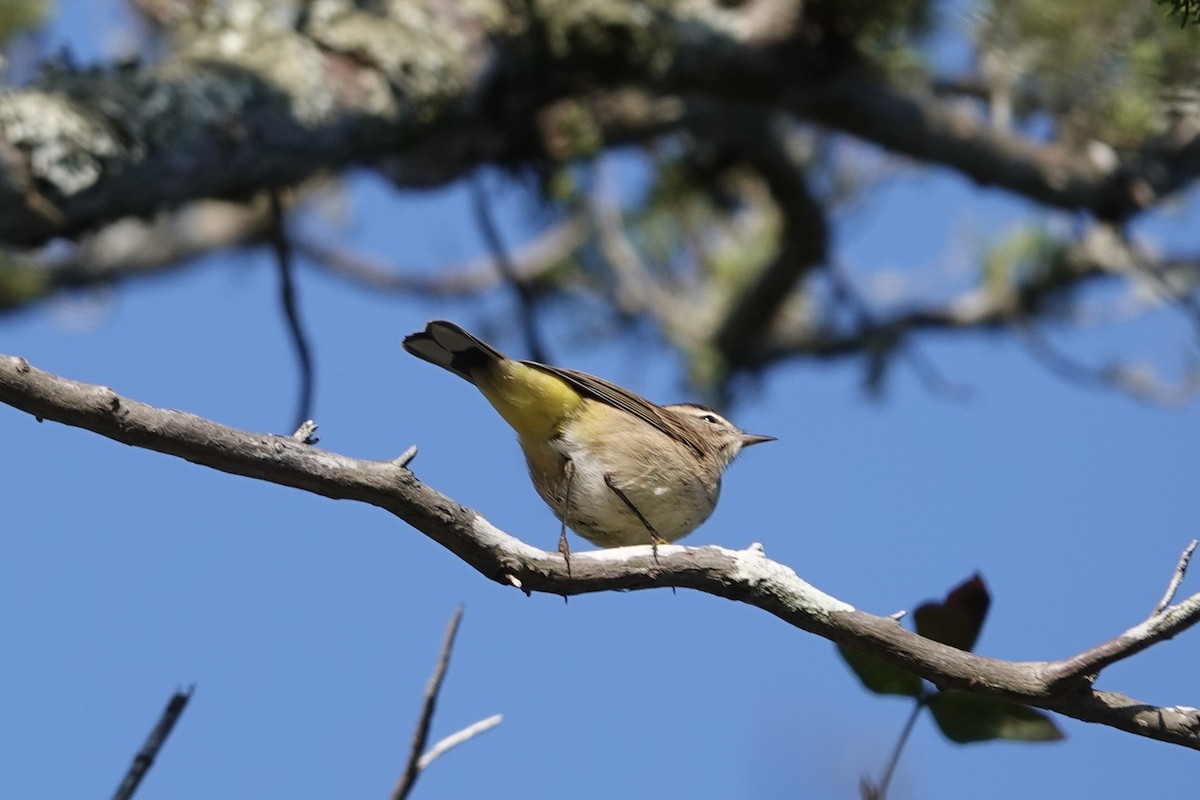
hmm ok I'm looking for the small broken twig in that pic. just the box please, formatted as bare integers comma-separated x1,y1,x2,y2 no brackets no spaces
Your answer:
394,444,418,468
111,686,194,800
291,420,319,444
1154,539,1198,615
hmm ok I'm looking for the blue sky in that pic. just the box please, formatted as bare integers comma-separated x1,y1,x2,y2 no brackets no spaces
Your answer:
2,3,1199,799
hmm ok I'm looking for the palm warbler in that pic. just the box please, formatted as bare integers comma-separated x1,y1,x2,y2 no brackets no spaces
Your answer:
403,320,774,548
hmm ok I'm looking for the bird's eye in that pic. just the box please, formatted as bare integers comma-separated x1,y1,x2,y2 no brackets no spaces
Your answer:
700,413,720,424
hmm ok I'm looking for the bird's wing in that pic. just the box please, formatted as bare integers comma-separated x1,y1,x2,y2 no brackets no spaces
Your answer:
525,362,705,455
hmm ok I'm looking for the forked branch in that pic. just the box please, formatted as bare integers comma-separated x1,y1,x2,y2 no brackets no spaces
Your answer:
1,354,1197,749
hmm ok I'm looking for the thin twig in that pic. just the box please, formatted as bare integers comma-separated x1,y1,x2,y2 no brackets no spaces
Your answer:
1047,539,1200,689
268,191,315,432
416,713,503,771
1016,321,1194,408
1155,539,1198,615
1132,254,1200,348
469,174,549,363
870,698,925,800
111,687,194,800
0,198,277,315
295,218,587,298
826,265,969,401
589,158,660,319
392,607,465,800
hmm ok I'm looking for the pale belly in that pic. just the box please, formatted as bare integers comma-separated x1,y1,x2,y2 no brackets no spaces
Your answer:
519,428,720,548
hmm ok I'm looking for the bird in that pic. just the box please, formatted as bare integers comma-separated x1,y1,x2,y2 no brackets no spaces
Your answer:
402,320,774,550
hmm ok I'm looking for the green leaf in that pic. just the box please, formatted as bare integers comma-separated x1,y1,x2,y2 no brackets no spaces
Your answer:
927,691,1065,744
914,574,991,652
837,644,923,697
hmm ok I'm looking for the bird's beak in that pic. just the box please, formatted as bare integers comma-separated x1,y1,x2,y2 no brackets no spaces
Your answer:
740,432,777,447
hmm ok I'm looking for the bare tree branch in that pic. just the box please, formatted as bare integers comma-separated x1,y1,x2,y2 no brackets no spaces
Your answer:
1,355,1198,748
392,607,464,800
1047,558,1200,691
111,687,194,800
469,174,549,363
1015,322,1197,409
416,714,503,772
0,198,274,312
587,158,676,322
267,191,316,432
824,265,970,401
296,217,587,298
1155,540,1199,616
757,229,1200,392
0,195,587,316
707,111,829,371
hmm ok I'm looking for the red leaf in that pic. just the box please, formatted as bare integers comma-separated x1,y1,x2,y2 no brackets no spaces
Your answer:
914,574,991,652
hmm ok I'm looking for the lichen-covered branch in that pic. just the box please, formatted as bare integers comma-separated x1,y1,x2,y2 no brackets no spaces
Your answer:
1,0,1193,251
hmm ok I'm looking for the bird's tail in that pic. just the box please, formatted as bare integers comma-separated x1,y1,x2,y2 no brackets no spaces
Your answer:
402,320,508,384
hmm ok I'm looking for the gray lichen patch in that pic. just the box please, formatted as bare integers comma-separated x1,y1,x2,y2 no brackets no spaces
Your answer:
307,4,488,125
531,0,678,76
0,90,123,196
181,28,347,128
